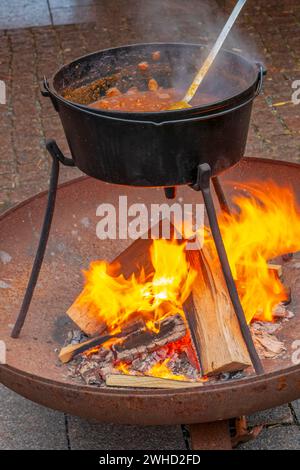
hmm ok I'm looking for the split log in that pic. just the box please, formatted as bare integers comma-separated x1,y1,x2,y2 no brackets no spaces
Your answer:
65,302,107,338
106,374,202,389
184,247,251,376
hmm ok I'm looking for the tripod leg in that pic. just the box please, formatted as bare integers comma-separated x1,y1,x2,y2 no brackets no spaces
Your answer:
193,163,264,375
212,176,231,215
11,149,60,338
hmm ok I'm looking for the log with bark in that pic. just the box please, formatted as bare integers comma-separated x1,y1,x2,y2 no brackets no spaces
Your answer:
59,319,144,363
59,313,186,364
112,313,186,362
69,314,193,386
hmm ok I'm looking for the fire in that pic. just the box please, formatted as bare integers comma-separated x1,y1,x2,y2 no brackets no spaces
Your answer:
147,359,187,381
116,361,131,375
115,334,199,381
114,359,208,382
146,360,208,383
114,358,187,381
215,181,300,323
76,180,300,336
76,239,197,334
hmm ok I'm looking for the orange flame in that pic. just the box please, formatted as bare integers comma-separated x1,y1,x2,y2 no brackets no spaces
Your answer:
76,180,300,338
215,181,300,323
114,333,199,378
147,358,187,381
115,361,131,375
114,358,187,380
115,358,194,382
76,239,197,334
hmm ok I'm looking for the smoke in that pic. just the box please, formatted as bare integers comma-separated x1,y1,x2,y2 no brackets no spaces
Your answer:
129,0,262,61
126,0,263,98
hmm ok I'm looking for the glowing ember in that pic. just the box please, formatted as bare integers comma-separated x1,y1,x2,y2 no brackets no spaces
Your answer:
147,358,187,381
114,358,187,380
116,361,131,375
115,356,194,382
114,333,199,378
145,359,207,383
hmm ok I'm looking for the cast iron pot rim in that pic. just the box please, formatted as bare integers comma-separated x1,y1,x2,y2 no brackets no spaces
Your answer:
45,42,263,124
45,84,260,129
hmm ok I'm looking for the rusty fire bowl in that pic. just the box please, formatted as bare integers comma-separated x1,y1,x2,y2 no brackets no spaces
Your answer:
1,158,300,425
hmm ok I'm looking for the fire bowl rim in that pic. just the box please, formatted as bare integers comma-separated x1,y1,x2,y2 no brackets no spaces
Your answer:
2,359,300,397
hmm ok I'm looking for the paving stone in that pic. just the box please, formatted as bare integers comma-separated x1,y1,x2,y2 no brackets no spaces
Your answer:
0,0,299,213
0,1,52,29
247,405,294,427
51,6,101,26
0,384,68,450
49,0,101,7
238,425,300,450
67,416,186,450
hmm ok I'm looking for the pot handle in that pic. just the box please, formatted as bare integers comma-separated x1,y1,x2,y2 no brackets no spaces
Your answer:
41,77,50,97
255,63,267,97
41,77,59,112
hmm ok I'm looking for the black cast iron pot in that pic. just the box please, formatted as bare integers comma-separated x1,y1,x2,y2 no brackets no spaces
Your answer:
43,43,265,187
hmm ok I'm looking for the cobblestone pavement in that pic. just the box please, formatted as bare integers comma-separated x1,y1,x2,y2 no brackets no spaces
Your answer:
0,0,300,450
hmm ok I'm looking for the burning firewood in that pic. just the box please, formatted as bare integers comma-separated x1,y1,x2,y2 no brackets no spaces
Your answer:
65,227,252,376
59,314,186,364
65,302,107,338
112,313,186,362
66,219,186,336
65,219,290,380
106,374,202,389
267,263,283,277
59,331,123,364
184,248,252,376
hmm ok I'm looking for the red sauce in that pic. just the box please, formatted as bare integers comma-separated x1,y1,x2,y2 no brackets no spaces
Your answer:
66,53,221,111
89,83,219,112
89,87,183,112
